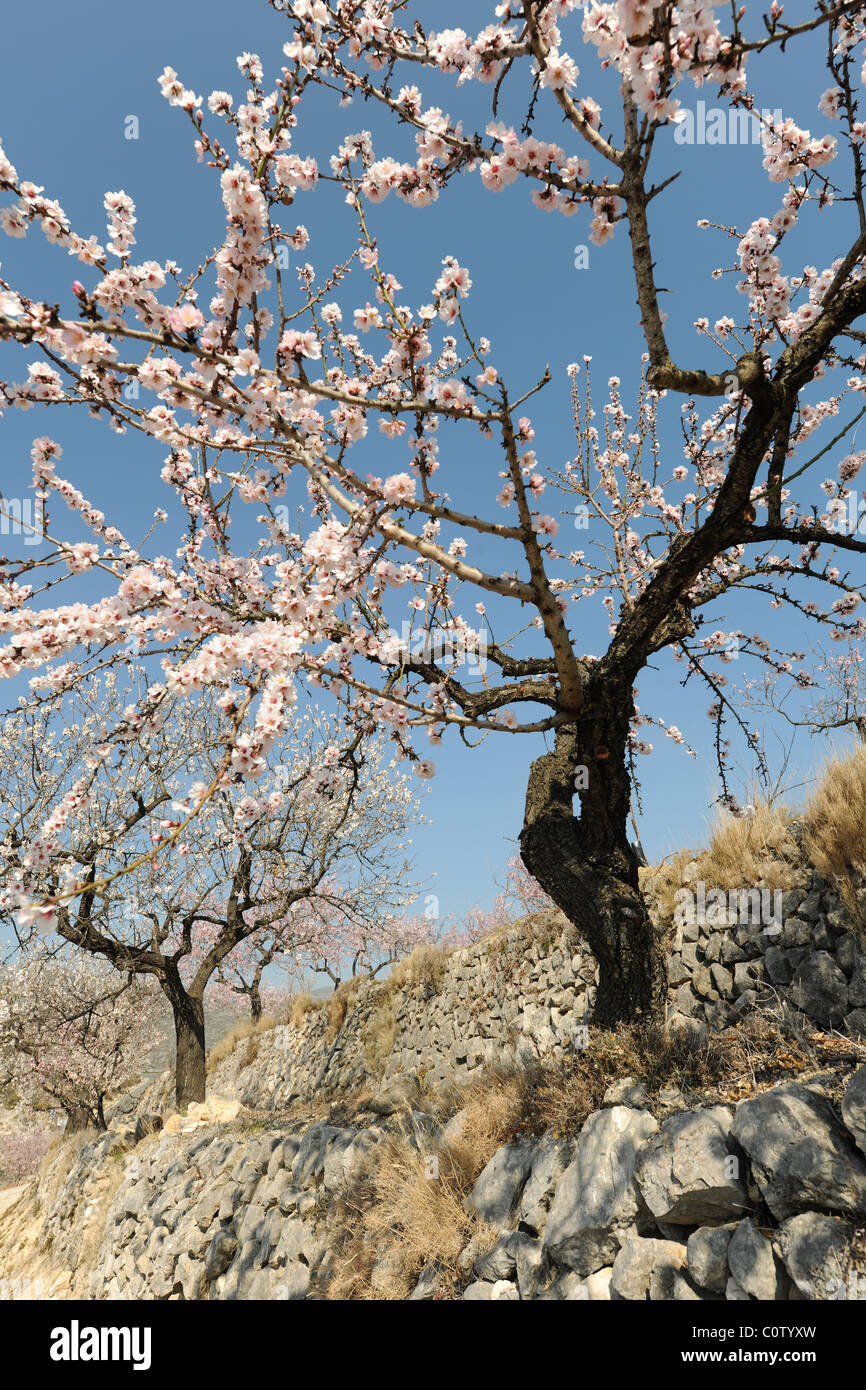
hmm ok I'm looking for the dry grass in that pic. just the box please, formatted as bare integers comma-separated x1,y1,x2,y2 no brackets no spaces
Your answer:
643,802,798,928
386,943,449,995
206,1015,277,1072
323,1072,525,1299
363,1001,396,1079
700,799,797,891
290,990,319,1028
326,978,361,1043
802,744,866,914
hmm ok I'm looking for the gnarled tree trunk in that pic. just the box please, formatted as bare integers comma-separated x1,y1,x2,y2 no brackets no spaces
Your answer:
163,972,206,1109
520,716,667,1028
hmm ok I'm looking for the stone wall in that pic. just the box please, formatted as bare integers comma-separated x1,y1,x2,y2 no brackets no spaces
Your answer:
139,913,598,1117
137,859,866,1123
658,860,866,1039
8,1055,866,1301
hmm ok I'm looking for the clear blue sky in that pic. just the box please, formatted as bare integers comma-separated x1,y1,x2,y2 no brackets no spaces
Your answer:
0,2,860,922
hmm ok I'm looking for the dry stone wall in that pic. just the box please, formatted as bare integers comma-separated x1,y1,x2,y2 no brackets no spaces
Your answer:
138,860,866,1123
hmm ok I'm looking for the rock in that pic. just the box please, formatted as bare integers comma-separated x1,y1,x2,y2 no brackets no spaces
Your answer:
537,1270,588,1300
291,1124,346,1189
133,1115,163,1144
687,1224,737,1295
842,1065,866,1159
777,1212,858,1301
542,1106,658,1277
636,1106,747,1225
727,1220,786,1300
490,1278,520,1301
519,1133,574,1234
726,1275,751,1301
667,1014,708,1047
409,1263,443,1300
367,1074,420,1116
789,953,848,1029
465,1140,534,1232
602,1077,649,1108
475,1234,518,1282
731,1082,866,1220
849,955,866,1009
763,946,793,986
272,1261,311,1301
513,1233,544,1300
846,1010,866,1038
462,1280,493,1301
610,1237,696,1301
584,1267,613,1300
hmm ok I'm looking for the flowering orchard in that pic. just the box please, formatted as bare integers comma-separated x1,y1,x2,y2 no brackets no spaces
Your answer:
0,678,420,1104
1,1,866,1026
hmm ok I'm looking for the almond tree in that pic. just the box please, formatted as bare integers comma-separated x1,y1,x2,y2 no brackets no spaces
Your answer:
2,2,866,1022
0,952,161,1131
0,678,419,1104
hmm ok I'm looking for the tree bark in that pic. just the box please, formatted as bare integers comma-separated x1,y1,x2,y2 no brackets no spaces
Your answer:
249,985,262,1025
163,974,206,1108
63,1105,93,1134
520,716,667,1028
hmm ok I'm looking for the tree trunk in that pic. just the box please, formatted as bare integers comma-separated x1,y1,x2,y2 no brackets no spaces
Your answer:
64,1105,93,1134
249,986,262,1025
520,719,667,1028
163,976,206,1108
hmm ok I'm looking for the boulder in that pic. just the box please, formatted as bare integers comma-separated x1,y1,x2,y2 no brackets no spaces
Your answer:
731,1082,866,1220
789,953,849,1029
687,1223,737,1296
636,1106,746,1225
519,1133,574,1234
727,1220,786,1300
777,1212,858,1301
610,1237,698,1301
465,1140,534,1232
542,1106,658,1276
841,1065,866,1160
367,1074,420,1116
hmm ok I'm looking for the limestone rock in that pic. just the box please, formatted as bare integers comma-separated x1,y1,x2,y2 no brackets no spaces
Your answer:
731,1082,866,1220
542,1106,658,1277
636,1106,746,1225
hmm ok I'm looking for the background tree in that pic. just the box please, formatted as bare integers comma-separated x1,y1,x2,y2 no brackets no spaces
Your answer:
0,678,420,1104
0,951,160,1131
1,3,866,1022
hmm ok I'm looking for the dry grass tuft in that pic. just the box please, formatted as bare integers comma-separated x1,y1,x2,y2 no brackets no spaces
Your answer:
290,990,319,1029
207,1015,277,1071
700,799,797,892
386,944,449,995
363,1000,397,1079
802,744,866,914
326,977,361,1043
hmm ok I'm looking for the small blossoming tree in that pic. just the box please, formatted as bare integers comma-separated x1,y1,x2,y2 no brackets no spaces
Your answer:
0,952,161,1131
2,2,866,1023
0,679,420,1104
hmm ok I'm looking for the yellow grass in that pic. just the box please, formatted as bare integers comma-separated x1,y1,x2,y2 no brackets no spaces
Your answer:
802,744,866,914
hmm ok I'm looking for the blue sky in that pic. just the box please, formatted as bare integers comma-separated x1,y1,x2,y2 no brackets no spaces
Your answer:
0,1,862,924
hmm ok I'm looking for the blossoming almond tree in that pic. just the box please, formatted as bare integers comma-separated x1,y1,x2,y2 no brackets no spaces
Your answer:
0,679,420,1104
0,952,161,1131
2,2,866,1024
